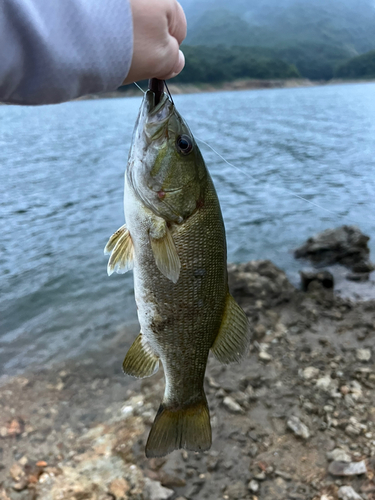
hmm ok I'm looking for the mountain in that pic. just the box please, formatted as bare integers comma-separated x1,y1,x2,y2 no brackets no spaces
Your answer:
178,0,375,80
180,0,375,54
335,50,375,78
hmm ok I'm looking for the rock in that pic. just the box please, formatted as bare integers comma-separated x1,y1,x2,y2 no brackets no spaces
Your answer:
328,460,367,476
259,351,273,362
223,396,243,414
338,485,363,500
316,375,336,392
275,470,293,480
225,480,248,499
326,449,351,463
159,473,186,488
248,479,259,493
144,478,174,500
253,323,267,340
254,471,266,481
287,416,310,439
9,462,24,481
302,366,320,380
294,225,374,272
108,478,130,498
356,348,371,362
345,417,366,436
347,272,370,282
300,270,334,291
2,418,24,438
228,260,295,309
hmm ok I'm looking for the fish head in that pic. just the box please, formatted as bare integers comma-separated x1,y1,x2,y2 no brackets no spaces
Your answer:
127,91,207,223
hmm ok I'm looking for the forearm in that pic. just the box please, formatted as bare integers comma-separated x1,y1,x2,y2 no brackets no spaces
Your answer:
0,0,133,105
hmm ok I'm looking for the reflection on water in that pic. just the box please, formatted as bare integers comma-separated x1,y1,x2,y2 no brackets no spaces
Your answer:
0,83,374,376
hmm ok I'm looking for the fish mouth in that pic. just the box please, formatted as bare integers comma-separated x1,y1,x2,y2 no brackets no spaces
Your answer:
142,89,173,144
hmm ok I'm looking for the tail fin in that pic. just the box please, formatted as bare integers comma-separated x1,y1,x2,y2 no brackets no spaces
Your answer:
145,395,211,458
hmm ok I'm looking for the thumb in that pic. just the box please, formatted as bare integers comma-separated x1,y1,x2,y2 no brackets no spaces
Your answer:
155,46,185,80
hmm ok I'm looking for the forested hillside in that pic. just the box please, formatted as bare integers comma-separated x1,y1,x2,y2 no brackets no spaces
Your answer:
335,50,375,79
177,0,375,81
173,46,300,83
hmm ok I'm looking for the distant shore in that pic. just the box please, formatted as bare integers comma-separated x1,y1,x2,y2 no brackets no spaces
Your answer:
79,77,375,100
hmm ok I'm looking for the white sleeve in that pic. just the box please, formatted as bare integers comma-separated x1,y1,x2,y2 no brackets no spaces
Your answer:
0,0,133,104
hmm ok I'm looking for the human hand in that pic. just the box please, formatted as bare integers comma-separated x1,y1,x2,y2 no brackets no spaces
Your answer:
123,0,187,84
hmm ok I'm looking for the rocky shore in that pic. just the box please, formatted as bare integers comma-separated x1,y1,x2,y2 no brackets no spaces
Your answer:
1,253,375,500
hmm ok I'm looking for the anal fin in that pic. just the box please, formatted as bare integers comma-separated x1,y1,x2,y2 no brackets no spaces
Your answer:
123,333,159,379
104,224,134,276
211,293,251,364
146,394,211,458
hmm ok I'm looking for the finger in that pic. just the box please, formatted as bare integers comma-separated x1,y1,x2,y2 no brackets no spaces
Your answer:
169,1,187,45
160,50,185,80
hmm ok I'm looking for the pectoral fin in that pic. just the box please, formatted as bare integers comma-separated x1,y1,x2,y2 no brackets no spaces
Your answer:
123,333,159,379
211,293,251,364
150,222,180,284
105,225,134,276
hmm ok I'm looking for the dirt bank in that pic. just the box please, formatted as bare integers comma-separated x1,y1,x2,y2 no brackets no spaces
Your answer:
1,261,374,500
78,79,375,100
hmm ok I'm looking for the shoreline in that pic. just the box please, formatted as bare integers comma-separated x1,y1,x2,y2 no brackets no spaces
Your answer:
79,78,375,100
1,259,375,500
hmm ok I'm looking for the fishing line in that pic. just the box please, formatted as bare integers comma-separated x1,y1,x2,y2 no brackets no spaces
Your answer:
133,82,146,94
164,81,175,105
196,137,372,226
131,83,371,226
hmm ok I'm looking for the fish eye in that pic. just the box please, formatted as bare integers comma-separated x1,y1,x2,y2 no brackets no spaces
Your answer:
176,135,193,155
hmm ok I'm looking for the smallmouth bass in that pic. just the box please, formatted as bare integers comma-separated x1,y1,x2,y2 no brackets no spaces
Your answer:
105,82,251,458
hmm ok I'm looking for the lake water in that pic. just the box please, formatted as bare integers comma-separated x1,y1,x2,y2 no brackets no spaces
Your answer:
1,82,375,377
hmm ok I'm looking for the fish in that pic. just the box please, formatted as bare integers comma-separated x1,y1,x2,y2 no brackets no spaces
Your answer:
105,80,251,458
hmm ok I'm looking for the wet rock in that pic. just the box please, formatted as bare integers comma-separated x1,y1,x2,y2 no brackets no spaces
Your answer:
228,260,295,309
294,225,374,272
300,270,334,291
356,348,371,362
338,485,363,500
328,460,367,476
326,449,351,463
287,416,310,439
223,396,243,414
144,478,174,500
